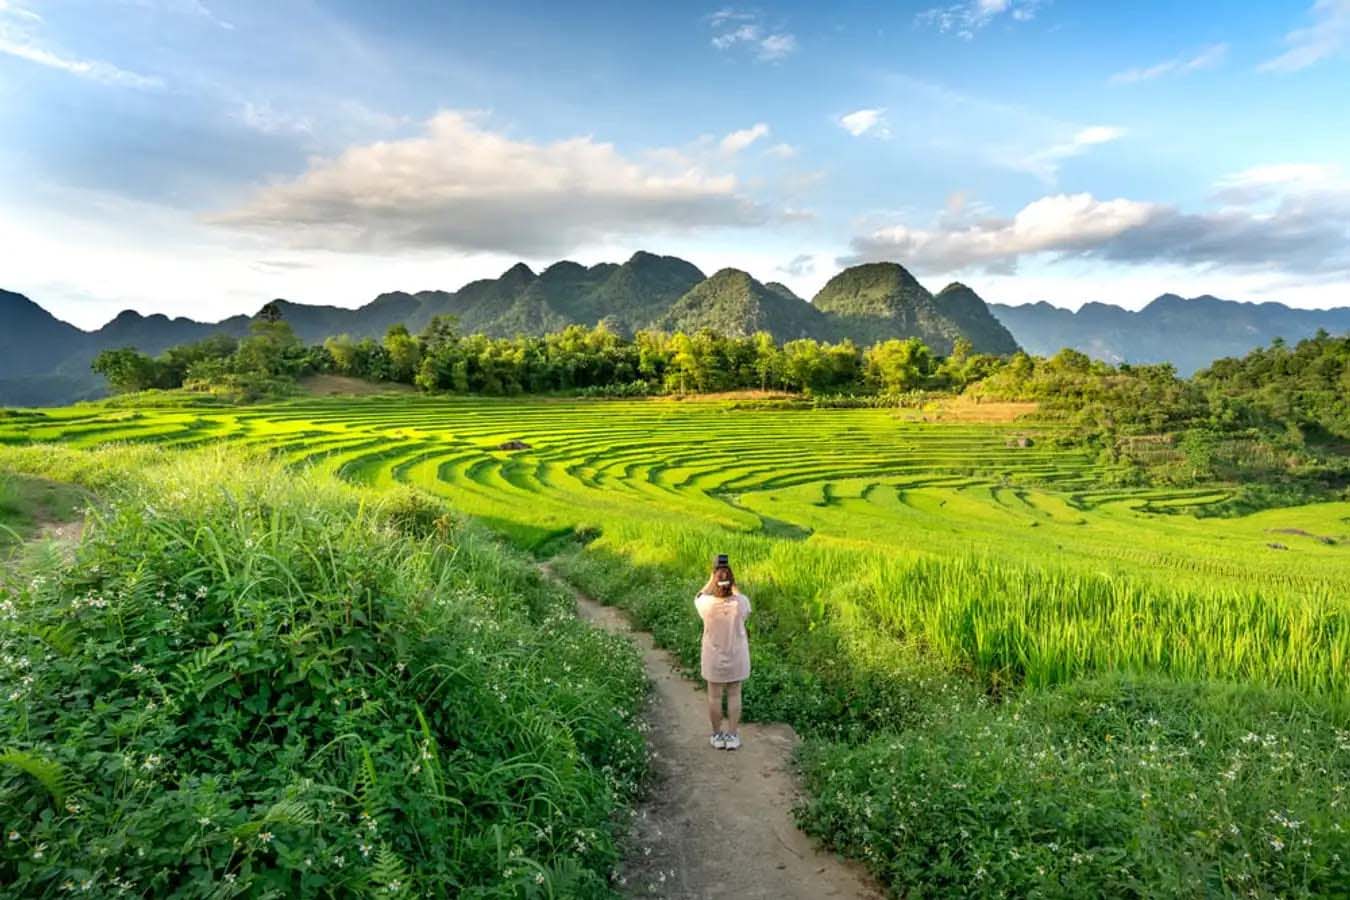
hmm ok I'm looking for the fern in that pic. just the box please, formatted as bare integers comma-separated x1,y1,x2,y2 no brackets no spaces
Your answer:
367,845,411,897
0,748,69,805
24,621,78,656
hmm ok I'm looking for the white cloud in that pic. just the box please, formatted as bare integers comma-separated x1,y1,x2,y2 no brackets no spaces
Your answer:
707,8,798,61
757,33,798,60
0,1,41,22
848,194,1159,273
1011,126,1125,183
843,176,1350,278
720,122,770,155
211,111,768,257
0,35,163,88
777,253,816,277
1212,163,1345,204
1110,43,1228,84
916,0,1042,39
233,101,315,136
0,6,163,89
838,108,888,138
1260,0,1350,72
764,142,797,159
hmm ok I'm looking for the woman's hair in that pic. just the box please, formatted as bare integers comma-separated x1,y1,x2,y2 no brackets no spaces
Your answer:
702,564,736,598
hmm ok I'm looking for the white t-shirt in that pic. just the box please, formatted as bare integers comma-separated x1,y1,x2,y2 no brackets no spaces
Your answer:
695,591,751,683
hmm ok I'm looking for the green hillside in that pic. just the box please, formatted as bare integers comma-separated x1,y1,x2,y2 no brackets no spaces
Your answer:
656,268,825,341
812,261,1018,353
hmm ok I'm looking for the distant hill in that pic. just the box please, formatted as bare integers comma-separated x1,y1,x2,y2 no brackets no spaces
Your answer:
812,264,1019,354
1,253,1028,406
657,269,825,341
993,294,1350,375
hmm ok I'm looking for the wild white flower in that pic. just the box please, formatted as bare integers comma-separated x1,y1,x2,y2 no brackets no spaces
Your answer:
257,831,274,844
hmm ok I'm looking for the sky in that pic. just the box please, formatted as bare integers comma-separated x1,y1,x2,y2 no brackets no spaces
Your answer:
2,0,1349,329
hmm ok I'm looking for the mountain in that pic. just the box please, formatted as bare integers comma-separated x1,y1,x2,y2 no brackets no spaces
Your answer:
811,263,1019,354
932,283,1022,355
0,289,89,377
656,269,825,341
992,294,1350,375
1,253,1024,406
405,252,705,337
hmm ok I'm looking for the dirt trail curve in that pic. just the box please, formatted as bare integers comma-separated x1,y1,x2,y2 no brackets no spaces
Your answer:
542,566,883,900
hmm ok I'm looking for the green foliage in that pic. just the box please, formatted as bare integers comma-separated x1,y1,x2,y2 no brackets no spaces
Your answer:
655,268,824,342
797,678,1350,898
0,449,645,897
1196,330,1350,442
91,347,167,394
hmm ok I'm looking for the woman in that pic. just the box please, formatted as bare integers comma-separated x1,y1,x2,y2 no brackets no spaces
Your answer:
694,554,751,750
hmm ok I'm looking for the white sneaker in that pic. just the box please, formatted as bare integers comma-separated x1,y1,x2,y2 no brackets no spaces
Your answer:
723,733,741,751
710,732,727,749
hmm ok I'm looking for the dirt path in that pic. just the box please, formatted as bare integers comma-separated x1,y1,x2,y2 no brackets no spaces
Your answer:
544,567,883,900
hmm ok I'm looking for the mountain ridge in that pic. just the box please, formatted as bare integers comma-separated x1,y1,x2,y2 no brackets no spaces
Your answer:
6,252,1347,405
0,254,1021,404
992,295,1350,375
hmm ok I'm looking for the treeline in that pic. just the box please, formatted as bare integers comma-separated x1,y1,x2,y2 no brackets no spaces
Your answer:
969,333,1350,496
93,307,1005,399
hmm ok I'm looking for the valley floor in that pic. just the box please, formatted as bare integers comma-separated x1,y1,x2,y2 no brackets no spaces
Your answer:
2,395,1347,897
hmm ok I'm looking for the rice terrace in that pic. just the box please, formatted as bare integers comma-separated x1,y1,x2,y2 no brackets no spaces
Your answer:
5,1,1350,898
5,394,1348,697
4,373,1348,897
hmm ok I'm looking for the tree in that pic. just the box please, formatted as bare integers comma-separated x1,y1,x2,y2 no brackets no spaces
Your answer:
236,318,303,377
865,338,932,393
666,332,700,393
384,325,422,383
419,315,460,354
324,334,360,375
752,331,782,391
92,348,162,393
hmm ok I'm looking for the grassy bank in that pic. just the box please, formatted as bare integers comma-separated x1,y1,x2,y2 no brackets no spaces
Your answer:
0,471,85,547
0,447,646,898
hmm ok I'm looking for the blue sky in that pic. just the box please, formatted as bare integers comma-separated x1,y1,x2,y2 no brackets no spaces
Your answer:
2,0,1348,328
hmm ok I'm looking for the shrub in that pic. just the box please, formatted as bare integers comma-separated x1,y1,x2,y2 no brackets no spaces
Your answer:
0,450,646,897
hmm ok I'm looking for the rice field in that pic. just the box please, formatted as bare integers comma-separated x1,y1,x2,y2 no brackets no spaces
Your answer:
3,395,1347,700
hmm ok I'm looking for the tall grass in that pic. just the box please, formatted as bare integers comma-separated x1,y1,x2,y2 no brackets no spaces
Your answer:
562,515,1349,704
0,447,646,897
